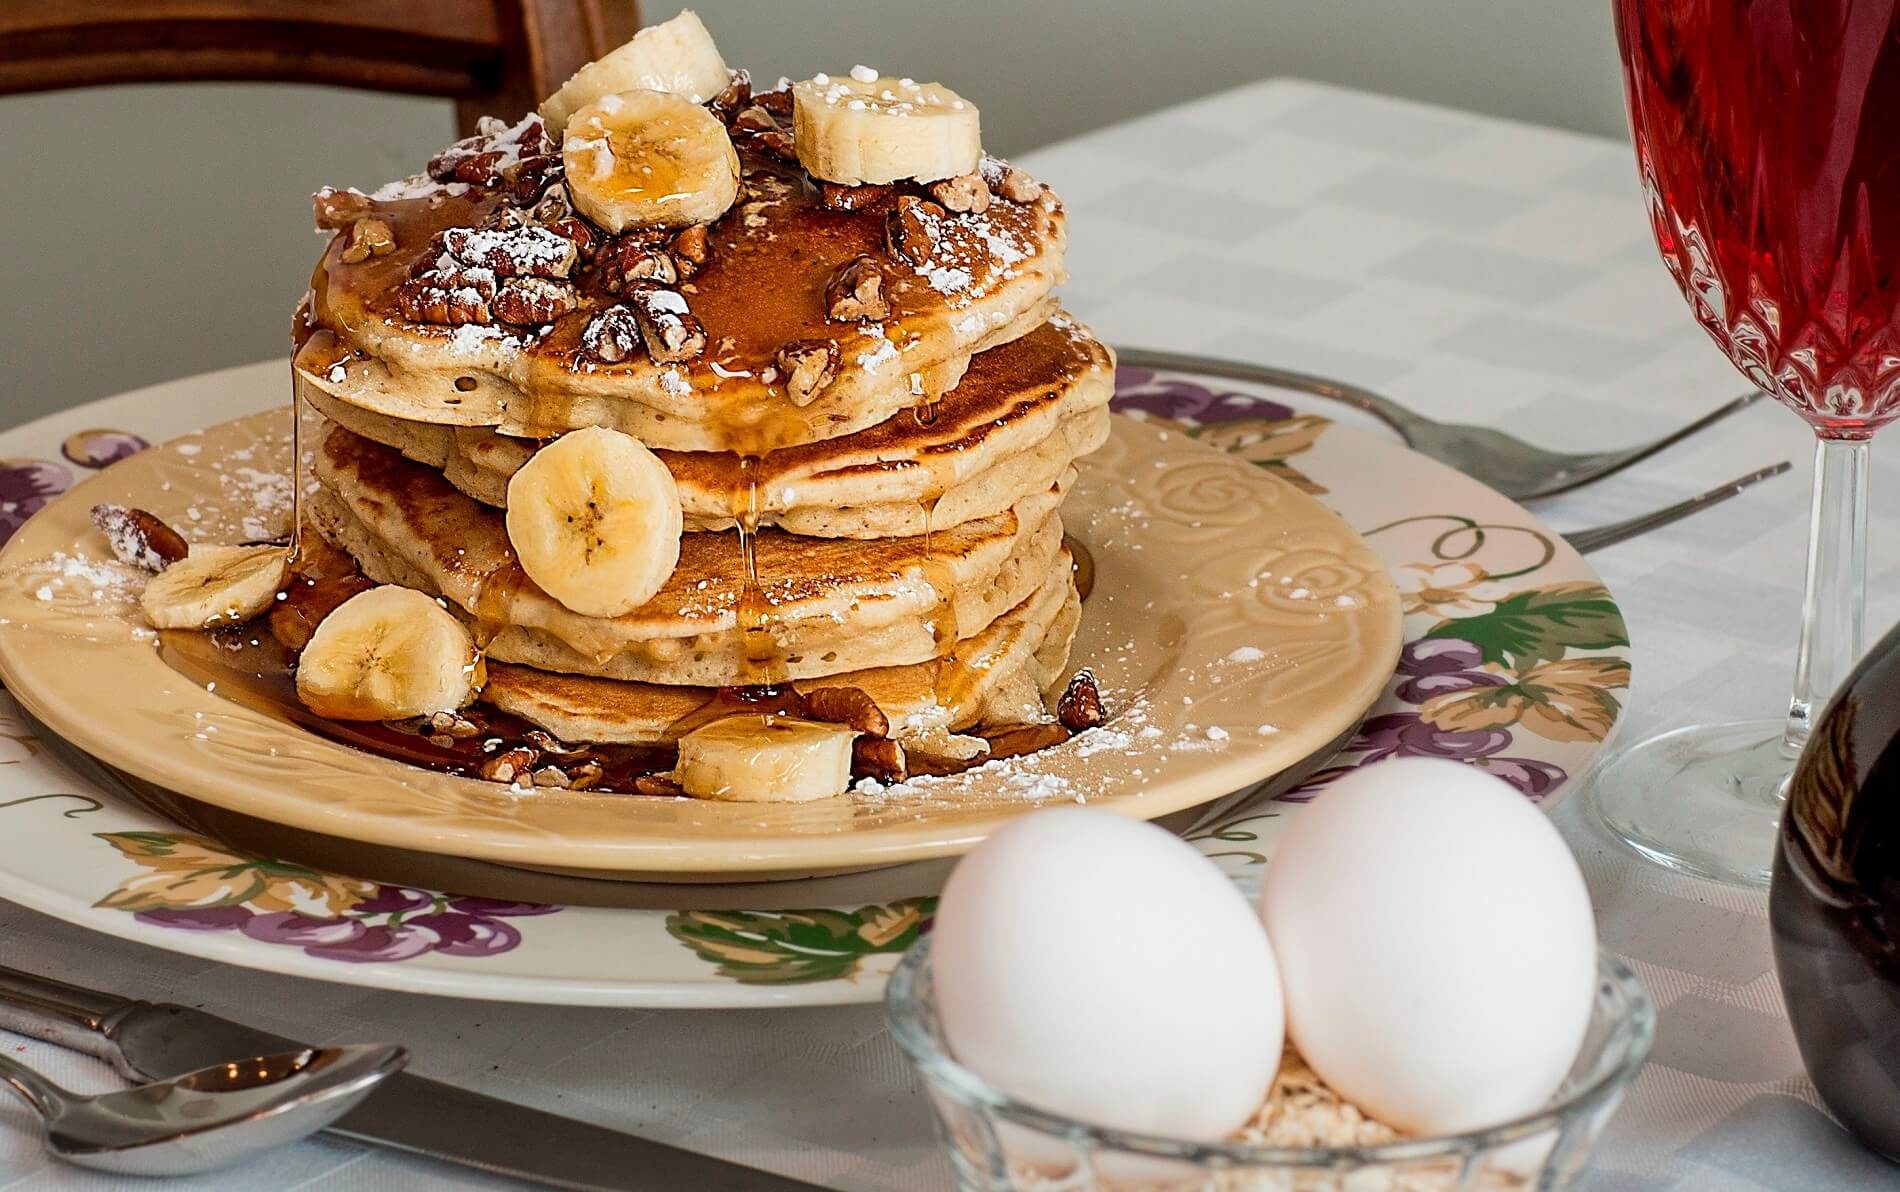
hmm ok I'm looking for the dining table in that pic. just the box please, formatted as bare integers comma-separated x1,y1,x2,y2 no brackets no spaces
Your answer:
1,77,1898,1191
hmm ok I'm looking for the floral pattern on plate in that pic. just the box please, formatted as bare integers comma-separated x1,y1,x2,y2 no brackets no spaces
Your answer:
0,361,1632,1001
94,831,558,964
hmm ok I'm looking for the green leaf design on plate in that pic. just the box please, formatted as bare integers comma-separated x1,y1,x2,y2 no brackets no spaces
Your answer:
1423,581,1627,669
666,898,935,984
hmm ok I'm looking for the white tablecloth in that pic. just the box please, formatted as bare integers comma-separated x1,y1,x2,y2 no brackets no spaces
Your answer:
4,79,1899,1190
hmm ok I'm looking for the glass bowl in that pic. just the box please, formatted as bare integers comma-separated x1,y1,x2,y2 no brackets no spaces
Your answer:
887,938,1654,1190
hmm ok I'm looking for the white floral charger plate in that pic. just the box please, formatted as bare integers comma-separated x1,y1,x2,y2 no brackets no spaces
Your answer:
0,361,1630,1007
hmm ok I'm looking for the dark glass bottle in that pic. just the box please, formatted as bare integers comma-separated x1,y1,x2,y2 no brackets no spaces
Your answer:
1771,620,1900,1161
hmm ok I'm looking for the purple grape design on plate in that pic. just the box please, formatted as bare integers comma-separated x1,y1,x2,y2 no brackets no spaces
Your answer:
1111,366,1298,424
0,459,74,544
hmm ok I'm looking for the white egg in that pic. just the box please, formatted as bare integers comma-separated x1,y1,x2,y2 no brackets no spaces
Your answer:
933,807,1283,1141
1260,757,1597,1136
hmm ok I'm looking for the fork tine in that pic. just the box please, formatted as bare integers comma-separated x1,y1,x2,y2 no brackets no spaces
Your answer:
1564,461,1792,554
1517,390,1770,501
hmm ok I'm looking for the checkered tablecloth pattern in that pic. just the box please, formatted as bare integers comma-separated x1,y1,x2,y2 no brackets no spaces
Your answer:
4,79,1899,1190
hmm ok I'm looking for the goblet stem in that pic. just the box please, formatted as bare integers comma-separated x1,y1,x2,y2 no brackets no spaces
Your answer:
1783,435,1871,757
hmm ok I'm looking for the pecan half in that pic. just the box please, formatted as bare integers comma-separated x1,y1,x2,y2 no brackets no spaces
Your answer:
710,68,753,119
599,242,678,293
625,286,707,362
312,187,373,230
508,153,562,204
775,338,840,406
819,182,897,213
801,685,889,737
633,773,687,797
753,87,794,116
981,158,1044,204
443,225,578,278
89,504,188,571
825,255,889,322
543,216,600,261
731,105,782,135
581,305,643,363
669,224,709,277
754,129,797,161
492,277,579,325
983,722,1073,762
338,217,395,263
397,272,493,324
928,173,991,214
1057,669,1107,731
886,195,944,265
480,746,540,784
851,736,907,785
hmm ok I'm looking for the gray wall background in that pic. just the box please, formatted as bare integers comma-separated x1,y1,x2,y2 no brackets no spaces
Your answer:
0,2,1627,429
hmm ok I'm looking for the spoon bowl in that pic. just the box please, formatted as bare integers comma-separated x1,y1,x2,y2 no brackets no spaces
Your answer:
1,1042,406,1175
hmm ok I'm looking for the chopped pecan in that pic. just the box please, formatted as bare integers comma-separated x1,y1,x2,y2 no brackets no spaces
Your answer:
530,764,576,788
339,217,395,263
442,225,578,278
731,105,782,135
755,129,797,161
982,722,1073,762
1057,669,1107,731
824,255,889,322
543,216,600,261
312,187,373,230
492,277,579,325
851,736,907,785
775,338,840,406
887,195,944,265
508,153,562,204
428,710,484,738
801,685,889,737
981,158,1043,204
89,504,188,571
669,224,709,277
598,241,679,292
710,68,753,118
581,305,643,363
524,728,591,756
928,172,991,214
480,746,539,784
819,182,896,213
633,773,686,797
754,87,794,116
625,286,707,362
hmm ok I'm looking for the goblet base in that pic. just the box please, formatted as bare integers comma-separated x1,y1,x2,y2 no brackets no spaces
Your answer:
1590,720,1792,888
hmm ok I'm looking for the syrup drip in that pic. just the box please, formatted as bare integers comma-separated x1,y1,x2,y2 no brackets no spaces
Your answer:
732,454,784,686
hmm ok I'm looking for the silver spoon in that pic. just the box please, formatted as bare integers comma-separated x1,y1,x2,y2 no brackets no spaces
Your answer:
0,1043,406,1176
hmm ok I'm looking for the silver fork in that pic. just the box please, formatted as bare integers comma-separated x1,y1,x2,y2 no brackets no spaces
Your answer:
1563,461,1791,554
1115,347,1767,502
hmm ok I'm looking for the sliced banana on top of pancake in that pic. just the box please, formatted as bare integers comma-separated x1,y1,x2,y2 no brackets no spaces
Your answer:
676,714,859,802
793,71,981,185
562,89,740,231
139,544,290,630
539,9,730,135
506,427,683,618
295,585,483,721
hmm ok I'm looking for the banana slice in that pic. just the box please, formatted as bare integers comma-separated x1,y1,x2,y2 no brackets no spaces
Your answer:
295,586,482,721
139,544,289,630
563,90,739,231
676,714,858,802
505,426,682,617
793,71,981,185
540,9,730,135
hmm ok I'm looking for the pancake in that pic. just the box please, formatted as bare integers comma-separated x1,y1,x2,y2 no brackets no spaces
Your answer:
298,111,1067,453
310,423,1067,686
483,564,1081,749
303,313,1113,538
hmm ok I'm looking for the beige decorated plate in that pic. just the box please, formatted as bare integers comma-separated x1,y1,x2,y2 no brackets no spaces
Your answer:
0,408,1403,881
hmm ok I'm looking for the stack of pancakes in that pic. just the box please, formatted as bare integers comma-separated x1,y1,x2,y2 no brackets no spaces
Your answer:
290,69,1111,769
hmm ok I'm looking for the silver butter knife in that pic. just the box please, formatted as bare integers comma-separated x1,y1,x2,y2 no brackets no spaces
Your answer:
0,965,826,1190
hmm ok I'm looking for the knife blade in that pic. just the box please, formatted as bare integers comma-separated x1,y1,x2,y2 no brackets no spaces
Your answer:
0,964,828,1190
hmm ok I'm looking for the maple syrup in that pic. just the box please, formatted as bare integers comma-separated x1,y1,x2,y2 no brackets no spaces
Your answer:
731,454,785,686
